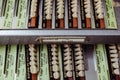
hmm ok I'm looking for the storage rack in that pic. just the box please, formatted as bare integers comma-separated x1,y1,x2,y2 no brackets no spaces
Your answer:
0,0,120,44
0,1,120,80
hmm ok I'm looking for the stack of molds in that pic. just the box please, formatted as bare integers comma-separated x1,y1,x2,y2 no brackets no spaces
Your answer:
105,44,120,80
39,0,117,29
0,44,120,80
95,44,120,80
0,0,118,29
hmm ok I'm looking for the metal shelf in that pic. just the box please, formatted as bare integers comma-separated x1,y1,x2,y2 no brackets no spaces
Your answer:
0,29,120,36
0,29,120,44
0,1,120,44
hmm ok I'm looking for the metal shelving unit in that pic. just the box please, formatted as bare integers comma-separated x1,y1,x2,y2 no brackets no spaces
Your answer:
0,1,119,80
0,0,120,44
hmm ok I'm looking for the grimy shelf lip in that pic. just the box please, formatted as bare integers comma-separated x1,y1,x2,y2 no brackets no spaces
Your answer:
0,29,120,36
